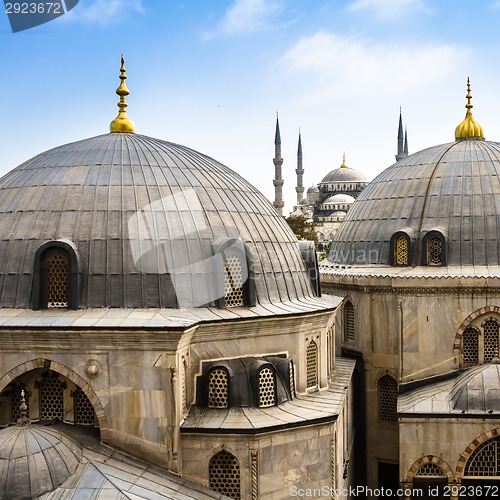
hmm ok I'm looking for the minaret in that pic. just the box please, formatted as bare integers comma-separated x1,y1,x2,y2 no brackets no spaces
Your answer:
273,113,285,215
395,107,405,161
404,125,409,157
295,130,304,205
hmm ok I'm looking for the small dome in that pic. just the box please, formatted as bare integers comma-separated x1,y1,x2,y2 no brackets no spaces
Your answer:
320,166,367,184
307,185,319,193
450,364,500,412
323,194,355,205
0,426,82,498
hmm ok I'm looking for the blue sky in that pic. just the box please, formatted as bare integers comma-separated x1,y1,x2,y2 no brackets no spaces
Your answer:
1,0,500,211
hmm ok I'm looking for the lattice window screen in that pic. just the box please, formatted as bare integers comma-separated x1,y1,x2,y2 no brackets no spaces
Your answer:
306,340,318,389
40,372,64,421
345,302,355,342
378,375,398,422
483,319,499,362
224,254,244,307
208,368,229,408
464,437,500,477
395,236,409,265
258,367,275,407
427,237,442,265
47,253,69,308
462,327,479,365
10,385,29,424
74,387,96,426
209,451,241,499
416,463,445,477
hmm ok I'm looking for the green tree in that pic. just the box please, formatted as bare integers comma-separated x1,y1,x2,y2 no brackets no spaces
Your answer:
285,215,318,245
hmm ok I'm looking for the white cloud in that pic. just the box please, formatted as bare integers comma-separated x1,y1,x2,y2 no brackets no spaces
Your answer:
490,0,500,8
205,0,282,39
279,32,463,101
348,0,427,19
71,0,144,24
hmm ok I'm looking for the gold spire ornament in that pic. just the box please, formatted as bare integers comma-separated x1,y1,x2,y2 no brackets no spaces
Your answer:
110,55,135,133
341,152,347,168
455,78,484,141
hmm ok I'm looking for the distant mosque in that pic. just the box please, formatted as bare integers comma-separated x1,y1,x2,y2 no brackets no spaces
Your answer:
273,110,409,243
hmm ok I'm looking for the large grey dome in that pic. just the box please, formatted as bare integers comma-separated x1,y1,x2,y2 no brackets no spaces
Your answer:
0,133,314,308
320,165,367,184
329,139,500,267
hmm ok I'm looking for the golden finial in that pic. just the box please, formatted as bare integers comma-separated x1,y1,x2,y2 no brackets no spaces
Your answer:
340,152,347,168
110,54,135,133
455,78,484,141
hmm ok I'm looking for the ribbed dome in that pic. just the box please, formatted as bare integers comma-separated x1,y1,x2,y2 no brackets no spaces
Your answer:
329,139,500,266
320,166,367,184
450,364,500,412
0,426,81,499
0,133,314,308
322,194,355,205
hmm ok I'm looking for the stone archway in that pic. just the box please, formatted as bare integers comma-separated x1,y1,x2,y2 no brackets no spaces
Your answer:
0,358,109,441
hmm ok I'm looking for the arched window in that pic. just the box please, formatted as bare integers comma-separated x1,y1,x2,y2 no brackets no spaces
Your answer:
427,237,442,265
344,300,355,342
73,387,97,426
39,372,65,421
462,326,479,366
395,236,409,265
378,375,398,422
390,231,412,266
208,368,229,409
224,253,244,307
464,436,500,477
422,231,446,266
415,463,445,477
32,240,80,310
306,340,318,389
258,367,276,408
483,318,500,362
209,450,241,499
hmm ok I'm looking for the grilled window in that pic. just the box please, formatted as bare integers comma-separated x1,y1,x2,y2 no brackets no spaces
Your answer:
483,318,499,362
224,254,244,307
345,301,355,342
208,368,229,409
378,375,398,422
306,340,318,389
395,236,409,266
462,327,479,365
258,367,275,407
464,437,500,477
47,253,69,308
40,372,64,421
74,387,97,426
426,237,442,265
415,463,445,477
209,451,241,499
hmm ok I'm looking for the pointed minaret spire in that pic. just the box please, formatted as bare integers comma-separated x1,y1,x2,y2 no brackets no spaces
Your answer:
273,113,284,216
295,129,304,205
404,125,409,156
395,107,405,161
